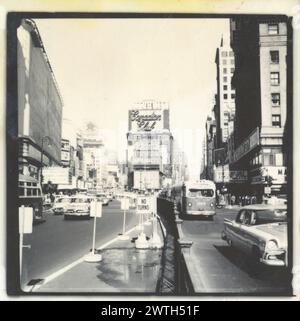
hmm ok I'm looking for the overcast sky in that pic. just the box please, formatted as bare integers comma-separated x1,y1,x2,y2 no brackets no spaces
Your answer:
35,18,229,179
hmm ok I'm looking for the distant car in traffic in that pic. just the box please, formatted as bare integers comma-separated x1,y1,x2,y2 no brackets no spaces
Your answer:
96,193,109,206
64,195,93,219
221,203,288,268
52,196,71,215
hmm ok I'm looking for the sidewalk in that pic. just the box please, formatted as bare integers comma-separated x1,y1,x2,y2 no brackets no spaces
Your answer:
32,220,164,294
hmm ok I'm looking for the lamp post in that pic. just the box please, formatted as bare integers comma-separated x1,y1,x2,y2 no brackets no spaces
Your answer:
40,136,52,187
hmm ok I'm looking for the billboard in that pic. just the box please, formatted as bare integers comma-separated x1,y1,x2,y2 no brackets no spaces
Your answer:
129,109,164,132
42,166,72,184
133,170,160,190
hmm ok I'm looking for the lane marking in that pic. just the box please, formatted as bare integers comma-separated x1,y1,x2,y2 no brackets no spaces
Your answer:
31,221,149,292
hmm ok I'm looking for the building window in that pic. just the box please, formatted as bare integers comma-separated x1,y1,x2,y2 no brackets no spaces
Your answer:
230,68,234,73
223,76,227,82
221,51,227,57
268,23,279,35
263,154,275,166
275,153,283,166
223,94,228,99
270,50,279,63
272,114,281,127
223,85,228,90
271,93,280,106
230,59,234,64
229,52,234,57
270,72,280,85
223,59,227,65
231,93,235,99
223,68,227,74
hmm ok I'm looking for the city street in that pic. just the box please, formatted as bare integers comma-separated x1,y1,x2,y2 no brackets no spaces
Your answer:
21,200,138,286
181,207,291,294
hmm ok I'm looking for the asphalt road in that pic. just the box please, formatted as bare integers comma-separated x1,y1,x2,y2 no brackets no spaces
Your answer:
181,207,292,294
22,200,138,287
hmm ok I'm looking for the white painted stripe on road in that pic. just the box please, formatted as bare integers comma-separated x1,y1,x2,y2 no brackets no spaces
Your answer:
32,221,148,292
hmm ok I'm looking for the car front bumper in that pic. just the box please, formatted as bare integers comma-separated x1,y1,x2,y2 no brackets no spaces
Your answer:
65,211,89,216
260,250,287,267
186,210,215,216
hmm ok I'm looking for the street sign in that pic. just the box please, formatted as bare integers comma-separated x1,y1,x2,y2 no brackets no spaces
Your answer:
19,206,33,234
264,186,271,194
90,201,102,218
121,198,130,211
136,196,156,214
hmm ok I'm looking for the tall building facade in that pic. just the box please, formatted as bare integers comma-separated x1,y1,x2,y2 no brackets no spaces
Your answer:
127,100,173,190
17,19,63,181
81,122,105,189
230,17,290,199
215,36,236,148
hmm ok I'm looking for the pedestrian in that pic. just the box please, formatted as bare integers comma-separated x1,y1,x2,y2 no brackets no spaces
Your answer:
50,193,55,204
231,194,236,206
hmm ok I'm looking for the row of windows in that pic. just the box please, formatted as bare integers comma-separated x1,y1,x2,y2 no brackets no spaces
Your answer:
250,152,284,167
223,93,235,99
222,59,235,65
19,187,42,196
221,51,234,57
223,68,235,74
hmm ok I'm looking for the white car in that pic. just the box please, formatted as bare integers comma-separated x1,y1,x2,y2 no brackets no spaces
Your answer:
52,196,71,215
221,203,288,268
64,195,93,219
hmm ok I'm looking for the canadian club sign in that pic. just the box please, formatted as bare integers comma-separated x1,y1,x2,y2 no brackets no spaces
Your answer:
130,109,162,131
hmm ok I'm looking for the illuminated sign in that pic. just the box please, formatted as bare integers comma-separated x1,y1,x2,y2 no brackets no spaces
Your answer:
234,127,260,162
130,109,163,131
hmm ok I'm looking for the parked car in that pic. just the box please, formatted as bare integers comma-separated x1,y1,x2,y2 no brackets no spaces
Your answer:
52,196,71,215
64,195,93,219
221,203,288,268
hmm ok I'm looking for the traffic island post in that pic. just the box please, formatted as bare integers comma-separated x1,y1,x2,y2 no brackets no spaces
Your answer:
119,197,130,241
84,200,102,263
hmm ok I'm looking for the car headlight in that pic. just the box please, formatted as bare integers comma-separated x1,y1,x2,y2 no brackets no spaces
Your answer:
266,240,278,250
188,202,192,207
210,203,214,207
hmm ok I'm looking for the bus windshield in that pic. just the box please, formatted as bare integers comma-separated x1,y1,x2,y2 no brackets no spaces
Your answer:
188,189,214,197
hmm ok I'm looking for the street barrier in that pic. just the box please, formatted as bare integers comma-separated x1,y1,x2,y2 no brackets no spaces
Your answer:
156,198,194,295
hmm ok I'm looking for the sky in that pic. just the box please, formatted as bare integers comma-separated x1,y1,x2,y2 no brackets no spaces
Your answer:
35,18,229,179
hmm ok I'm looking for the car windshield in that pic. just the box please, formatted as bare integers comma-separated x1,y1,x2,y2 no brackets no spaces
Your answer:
250,209,287,225
188,189,214,197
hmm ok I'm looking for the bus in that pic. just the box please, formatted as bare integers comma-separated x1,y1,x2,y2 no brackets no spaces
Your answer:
18,174,45,224
171,180,216,219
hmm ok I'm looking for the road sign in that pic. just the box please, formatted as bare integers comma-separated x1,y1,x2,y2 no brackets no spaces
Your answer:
90,201,102,218
121,198,130,211
19,206,33,234
136,196,157,214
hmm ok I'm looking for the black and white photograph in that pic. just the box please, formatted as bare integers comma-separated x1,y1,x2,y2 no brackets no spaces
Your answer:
3,3,298,301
